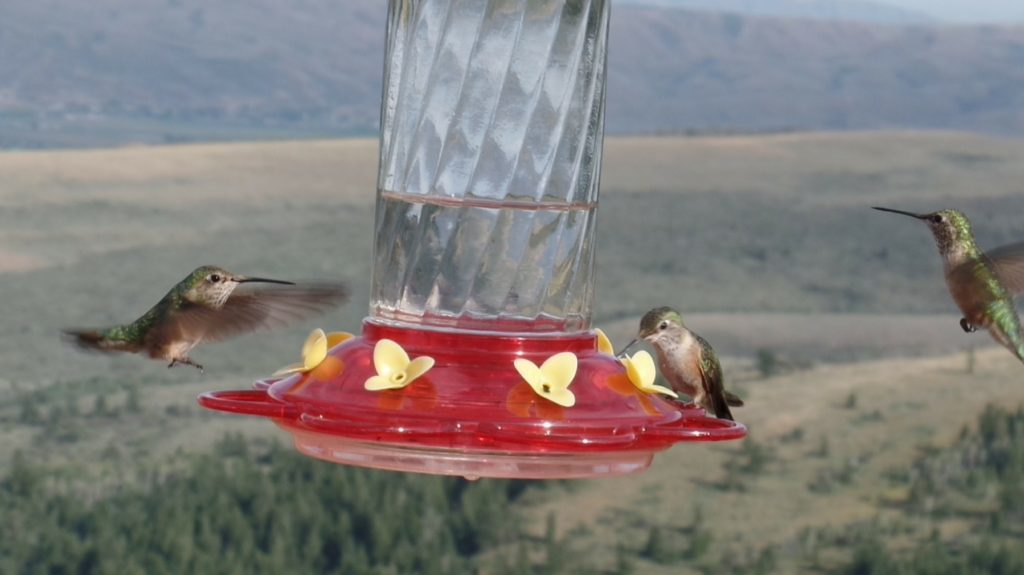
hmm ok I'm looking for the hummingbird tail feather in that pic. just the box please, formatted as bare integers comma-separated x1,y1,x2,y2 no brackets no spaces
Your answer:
1010,330,1024,365
62,329,137,354
724,390,744,407
987,323,1024,366
711,395,735,421
63,329,105,348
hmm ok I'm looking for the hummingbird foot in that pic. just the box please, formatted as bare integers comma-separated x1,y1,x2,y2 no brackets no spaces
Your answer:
960,318,977,333
168,357,205,373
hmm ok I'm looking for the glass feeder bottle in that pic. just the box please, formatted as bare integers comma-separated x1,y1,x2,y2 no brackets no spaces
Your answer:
371,0,608,334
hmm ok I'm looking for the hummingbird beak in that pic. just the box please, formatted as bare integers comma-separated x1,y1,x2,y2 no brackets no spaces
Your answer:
872,206,928,220
235,276,295,286
617,338,641,357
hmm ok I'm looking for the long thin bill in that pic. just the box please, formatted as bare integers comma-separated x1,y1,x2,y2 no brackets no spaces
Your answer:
616,339,641,357
872,206,926,219
237,277,296,285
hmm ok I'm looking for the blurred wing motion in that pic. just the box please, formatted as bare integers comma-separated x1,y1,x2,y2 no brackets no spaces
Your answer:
179,282,350,343
979,241,1024,295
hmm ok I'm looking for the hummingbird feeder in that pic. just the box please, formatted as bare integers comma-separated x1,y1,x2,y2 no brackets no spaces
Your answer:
199,0,745,479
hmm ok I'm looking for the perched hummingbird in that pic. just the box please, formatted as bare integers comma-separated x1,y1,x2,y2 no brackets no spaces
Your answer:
64,265,349,371
619,307,744,421
874,207,1024,364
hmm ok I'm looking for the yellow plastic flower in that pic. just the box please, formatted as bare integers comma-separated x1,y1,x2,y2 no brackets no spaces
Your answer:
594,328,615,355
274,329,354,376
620,351,678,398
364,339,435,391
513,352,578,408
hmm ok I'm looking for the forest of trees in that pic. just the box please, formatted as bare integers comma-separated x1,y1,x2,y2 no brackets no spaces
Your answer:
633,404,1024,574
0,435,546,575
2,405,1022,574
820,405,1024,575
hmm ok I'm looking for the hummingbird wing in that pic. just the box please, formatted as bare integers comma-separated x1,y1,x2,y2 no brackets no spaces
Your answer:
978,241,1024,296
695,334,734,421
175,282,349,344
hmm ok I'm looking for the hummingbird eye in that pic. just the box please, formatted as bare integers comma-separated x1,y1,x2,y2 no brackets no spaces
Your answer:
930,215,944,224
209,274,222,283
659,321,668,330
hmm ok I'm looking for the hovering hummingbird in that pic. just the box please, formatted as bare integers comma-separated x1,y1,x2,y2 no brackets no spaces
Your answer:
619,307,744,421
874,206,1024,364
64,265,349,371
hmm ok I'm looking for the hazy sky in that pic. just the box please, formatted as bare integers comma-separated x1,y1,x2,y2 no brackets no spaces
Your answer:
882,0,1024,23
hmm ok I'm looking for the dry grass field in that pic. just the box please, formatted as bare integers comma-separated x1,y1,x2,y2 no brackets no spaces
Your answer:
521,348,1024,573
601,131,1024,204
3,129,1021,451
2,131,1024,572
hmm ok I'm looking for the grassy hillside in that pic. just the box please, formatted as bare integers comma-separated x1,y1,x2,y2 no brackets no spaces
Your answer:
4,131,1024,385
3,1,1024,147
523,348,1024,573
6,350,1022,574
617,0,935,24
2,132,1024,573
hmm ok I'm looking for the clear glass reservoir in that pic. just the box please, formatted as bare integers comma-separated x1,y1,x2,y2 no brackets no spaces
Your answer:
371,0,609,333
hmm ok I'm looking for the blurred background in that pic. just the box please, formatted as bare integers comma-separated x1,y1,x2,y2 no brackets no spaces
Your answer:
3,1,1024,573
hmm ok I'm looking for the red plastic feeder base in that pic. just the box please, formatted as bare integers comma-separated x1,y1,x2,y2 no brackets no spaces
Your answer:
199,321,746,479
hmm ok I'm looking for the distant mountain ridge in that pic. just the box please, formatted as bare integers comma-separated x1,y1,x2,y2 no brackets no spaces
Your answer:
609,7,1024,135
1,0,1023,148
616,0,935,25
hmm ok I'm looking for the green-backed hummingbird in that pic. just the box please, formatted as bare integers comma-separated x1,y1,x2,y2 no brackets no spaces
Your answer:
874,206,1024,364
619,307,744,421
64,265,348,371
